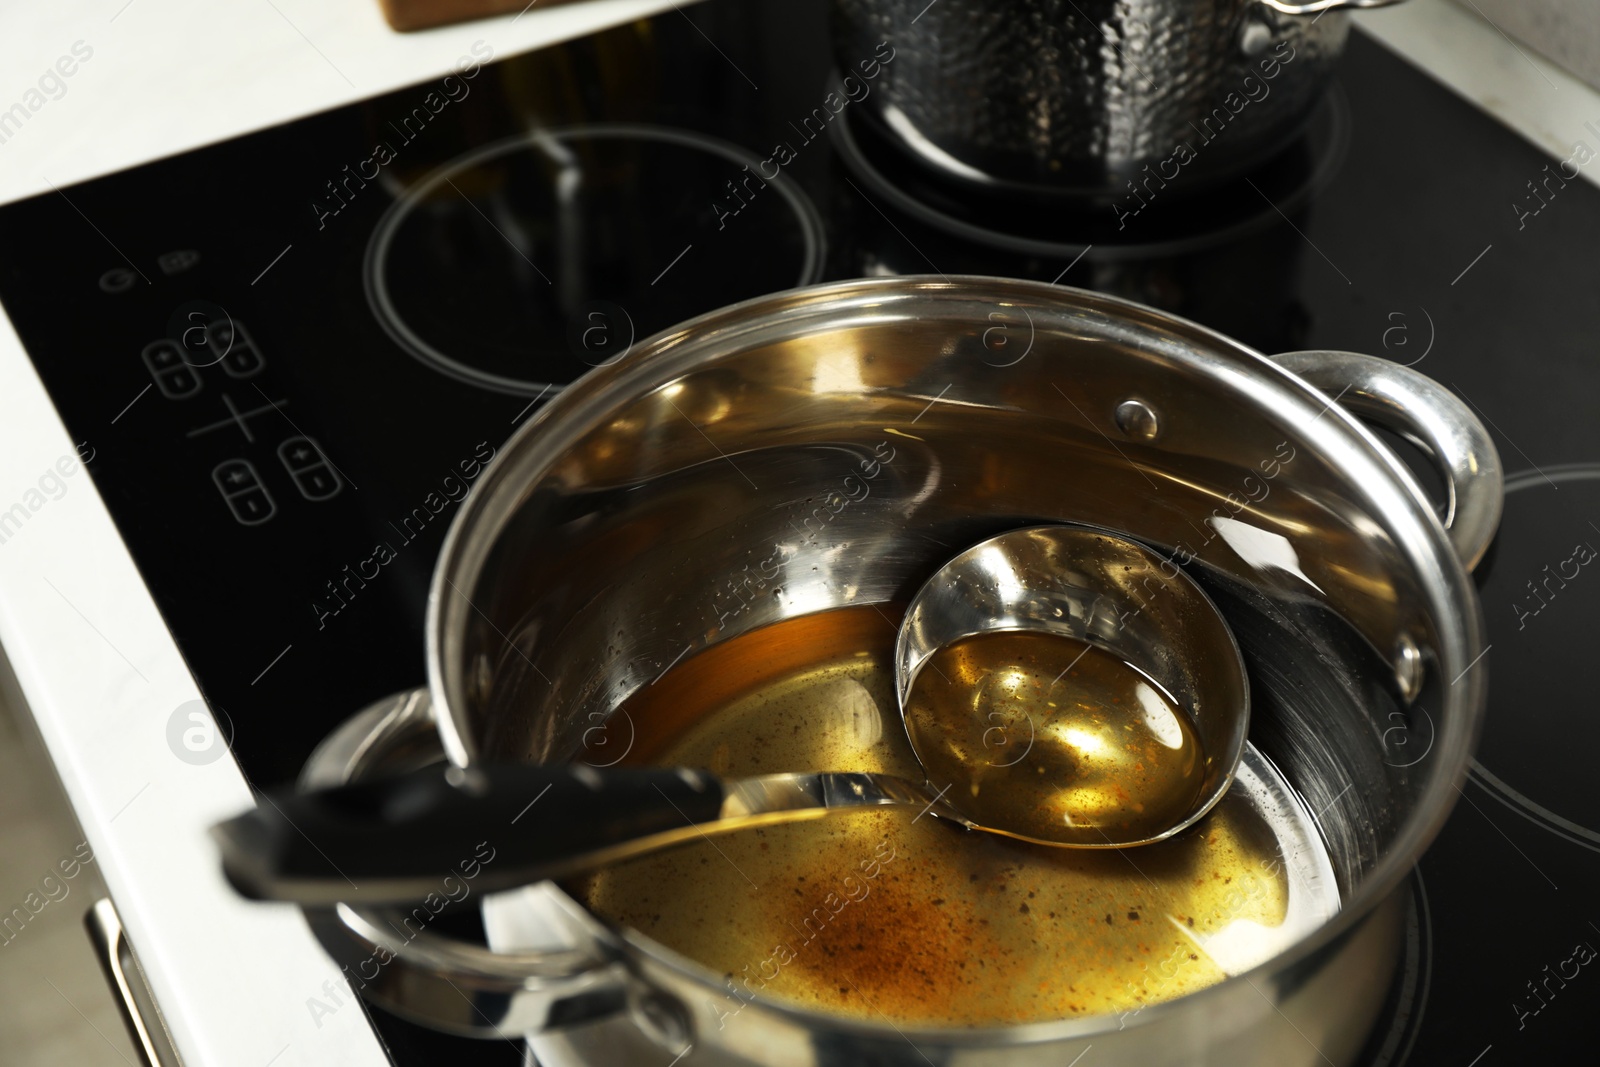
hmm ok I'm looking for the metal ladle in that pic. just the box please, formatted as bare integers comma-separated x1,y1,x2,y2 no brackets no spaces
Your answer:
215,525,1248,906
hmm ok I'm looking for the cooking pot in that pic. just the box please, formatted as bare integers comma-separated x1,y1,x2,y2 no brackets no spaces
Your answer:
830,0,1407,200
299,276,1499,1065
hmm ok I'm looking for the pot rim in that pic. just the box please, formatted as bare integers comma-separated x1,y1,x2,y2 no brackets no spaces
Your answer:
425,274,1487,1042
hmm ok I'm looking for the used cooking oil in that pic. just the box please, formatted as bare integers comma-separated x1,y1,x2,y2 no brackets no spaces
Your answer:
903,631,1205,846
568,606,1337,1027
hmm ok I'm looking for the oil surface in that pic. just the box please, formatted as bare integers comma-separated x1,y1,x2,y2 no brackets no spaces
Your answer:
569,607,1295,1026
904,631,1205,846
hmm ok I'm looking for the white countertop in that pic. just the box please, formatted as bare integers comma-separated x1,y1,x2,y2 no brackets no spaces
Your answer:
0,1,1593,1065
1358,0,1600,191
0,0,681,203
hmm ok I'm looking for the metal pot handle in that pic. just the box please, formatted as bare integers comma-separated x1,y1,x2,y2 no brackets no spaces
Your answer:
296,689,637,1040
1255,0,1407,15
1270,349,1503,571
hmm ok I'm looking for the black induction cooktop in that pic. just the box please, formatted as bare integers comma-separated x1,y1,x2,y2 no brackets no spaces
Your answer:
1,1,1597,1063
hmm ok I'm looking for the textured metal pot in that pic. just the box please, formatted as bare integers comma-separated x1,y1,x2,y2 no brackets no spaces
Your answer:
831,0,1405,198
304,276,1500,1065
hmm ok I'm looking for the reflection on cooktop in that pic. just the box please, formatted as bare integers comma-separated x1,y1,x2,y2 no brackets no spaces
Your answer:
1355,870,1433,1067
831,84,1349,263
366,124,825,396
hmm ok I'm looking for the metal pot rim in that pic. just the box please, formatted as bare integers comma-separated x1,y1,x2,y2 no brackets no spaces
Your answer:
424,273,1488,1042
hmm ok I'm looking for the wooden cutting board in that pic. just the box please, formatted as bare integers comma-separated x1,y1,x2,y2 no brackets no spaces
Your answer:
379,0,586,32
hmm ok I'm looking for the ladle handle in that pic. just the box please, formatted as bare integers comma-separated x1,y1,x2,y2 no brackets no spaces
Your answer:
1270,349,1504,572
212,763,727,906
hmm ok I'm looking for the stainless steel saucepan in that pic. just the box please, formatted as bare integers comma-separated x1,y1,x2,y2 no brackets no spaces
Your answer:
297,276,1499,1065
831,0,1409,199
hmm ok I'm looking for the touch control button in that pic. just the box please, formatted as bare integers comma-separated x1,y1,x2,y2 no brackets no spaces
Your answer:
213,460,275,525
142,340,201,398
208,319,265,379
277,436,342,501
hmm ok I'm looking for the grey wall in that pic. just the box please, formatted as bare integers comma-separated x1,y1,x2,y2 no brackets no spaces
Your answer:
1457,0,1600,91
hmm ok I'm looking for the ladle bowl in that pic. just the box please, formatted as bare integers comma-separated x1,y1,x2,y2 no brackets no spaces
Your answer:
897,524,1249,847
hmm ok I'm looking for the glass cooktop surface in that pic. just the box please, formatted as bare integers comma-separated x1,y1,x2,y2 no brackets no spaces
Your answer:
1,1,1596,1063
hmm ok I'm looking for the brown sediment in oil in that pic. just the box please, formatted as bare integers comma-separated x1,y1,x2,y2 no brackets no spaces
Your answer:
567,606,1290,1026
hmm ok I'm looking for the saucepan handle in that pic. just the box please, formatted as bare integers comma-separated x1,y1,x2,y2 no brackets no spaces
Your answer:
1254,0,1408,15
1270,350,1503,571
